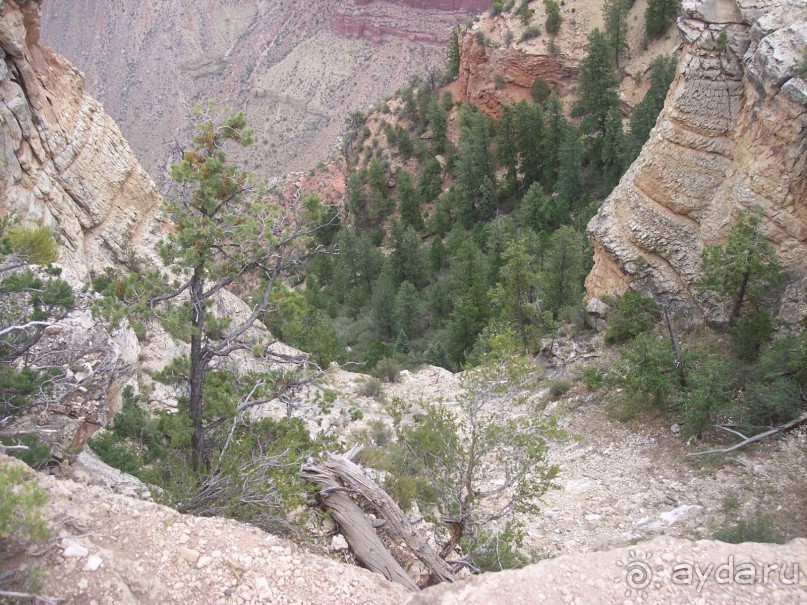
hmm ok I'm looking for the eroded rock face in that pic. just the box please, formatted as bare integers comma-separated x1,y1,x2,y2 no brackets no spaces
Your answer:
586,0,807,326
456,30,579,117
0,0,161,280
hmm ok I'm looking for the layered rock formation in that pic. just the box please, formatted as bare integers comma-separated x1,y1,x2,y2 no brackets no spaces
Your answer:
332,1,487,45
0,0,161,279
40,0,490,181
587,0,807,325
456,29,579,117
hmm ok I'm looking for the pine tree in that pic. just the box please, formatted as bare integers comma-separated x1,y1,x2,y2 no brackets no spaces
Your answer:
427,100,448,154
397,171,424,232
601,105,626,187
393,280,421,339
448,25,462,78
515,101,545,191
603,0,630,68
419,158,444,203
394,329,411,354
645,0,679,39
539,226,589,316
455,108,494,226
390,221,428,288
371,270,397,338
496,105,520,195
492,238,540,349
555,127,583,213
519,182,566,232
153,106,329,469
542,94,567,191
573,29,620,162
697,206,784,325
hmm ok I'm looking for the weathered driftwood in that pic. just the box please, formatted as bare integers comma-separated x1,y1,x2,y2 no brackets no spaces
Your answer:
686,411,807,457
302,447,457,590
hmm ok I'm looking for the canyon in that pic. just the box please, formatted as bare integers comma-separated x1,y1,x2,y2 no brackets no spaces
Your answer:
40,0,491,182
2,0,807,602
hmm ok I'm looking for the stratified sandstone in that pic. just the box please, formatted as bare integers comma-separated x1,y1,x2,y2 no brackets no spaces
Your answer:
0,0,160,279
587,0,807,325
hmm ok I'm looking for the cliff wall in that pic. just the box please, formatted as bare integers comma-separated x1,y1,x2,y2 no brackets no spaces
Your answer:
0,0,160,279
586,0,807,326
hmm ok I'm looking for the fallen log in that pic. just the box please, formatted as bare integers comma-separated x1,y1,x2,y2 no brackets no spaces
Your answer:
686,411,807,457
302,447,457,589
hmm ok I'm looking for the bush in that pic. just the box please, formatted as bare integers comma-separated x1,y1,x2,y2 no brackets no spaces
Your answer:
3,225,58,265
494,74,506,89
0,464,49,550
519,25,542,42
544,0,562,35
713,515,784,544
730,312,773,362
548,378,572,398
461,524,530,571
372,356,403,383
357,377,384,400
604,291,660,345
610,332,682,418
531,76,551,105
676,353,737,437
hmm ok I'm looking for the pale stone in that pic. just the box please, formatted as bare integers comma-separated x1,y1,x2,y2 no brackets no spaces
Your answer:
83,555,103,572
61,539,89,558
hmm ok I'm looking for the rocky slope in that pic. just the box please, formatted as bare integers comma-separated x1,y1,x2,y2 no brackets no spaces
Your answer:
40,0,491,182
0,0,161,279
587,0,807,326
7,447,807,604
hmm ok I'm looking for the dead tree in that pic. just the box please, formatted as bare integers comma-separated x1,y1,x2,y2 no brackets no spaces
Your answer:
302,447,457,591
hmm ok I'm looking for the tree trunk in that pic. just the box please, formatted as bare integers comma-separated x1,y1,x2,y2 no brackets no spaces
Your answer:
729,268,750,326
302,450,457,588
189,266,208,472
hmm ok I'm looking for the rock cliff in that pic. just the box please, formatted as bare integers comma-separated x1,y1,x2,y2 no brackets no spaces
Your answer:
0,0,161,279
586,0,807,326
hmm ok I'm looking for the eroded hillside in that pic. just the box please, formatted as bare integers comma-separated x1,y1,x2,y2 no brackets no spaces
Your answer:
40,0,492,181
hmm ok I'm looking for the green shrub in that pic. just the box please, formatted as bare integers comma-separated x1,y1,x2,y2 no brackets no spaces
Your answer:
494,74,506,90
604,291,660,345
548,378,572,398
544,0,562,35
610,332,682,419
531,76,551,104
0,464,50,551
3,225,58,265
519,25,542,42
357,377,384,400
372,356,403,383
676,353,737,437
2,434,52,470
580,366,605,390
713,515,784,544
461,524,530,571
730,312,773,361
89,431,142,475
